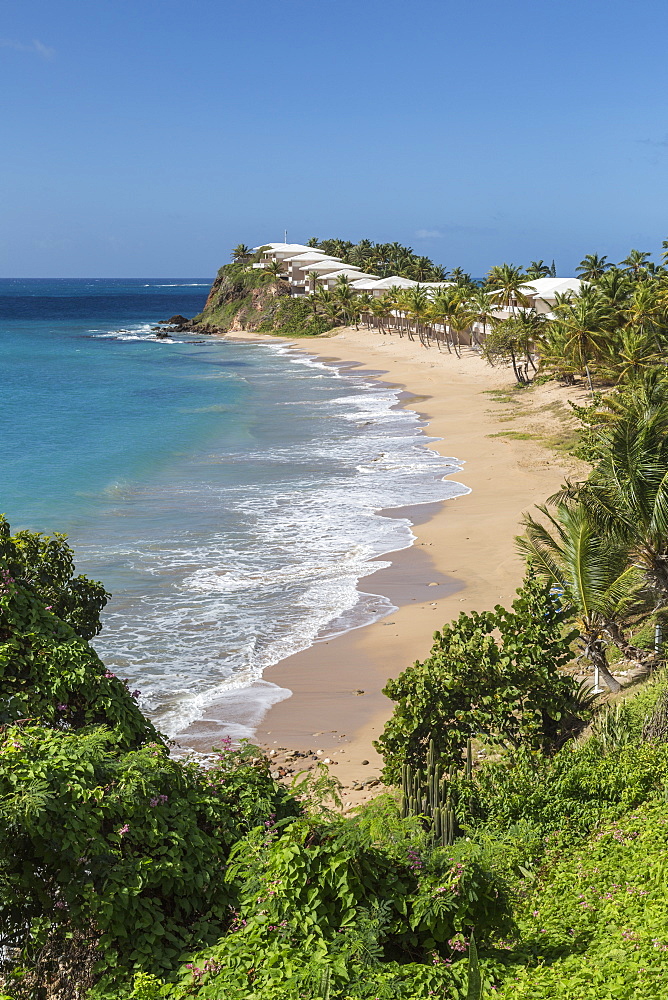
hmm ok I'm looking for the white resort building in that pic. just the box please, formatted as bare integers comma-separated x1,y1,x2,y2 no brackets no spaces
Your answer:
252,242,582,342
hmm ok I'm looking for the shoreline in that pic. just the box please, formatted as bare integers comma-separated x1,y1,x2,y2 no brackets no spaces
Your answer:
175,326,589,804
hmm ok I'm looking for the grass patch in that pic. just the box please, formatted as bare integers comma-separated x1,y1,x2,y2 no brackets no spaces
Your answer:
488,431,538,440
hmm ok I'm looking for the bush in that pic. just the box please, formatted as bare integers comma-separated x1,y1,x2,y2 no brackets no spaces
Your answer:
0,570,156,748
0,728,299,989
375,574,584,782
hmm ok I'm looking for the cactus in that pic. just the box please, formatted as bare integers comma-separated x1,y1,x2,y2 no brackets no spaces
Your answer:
400,735,472,846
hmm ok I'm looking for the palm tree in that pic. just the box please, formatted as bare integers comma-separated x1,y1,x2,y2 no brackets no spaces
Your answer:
597,326,666,384
555,384,668,600
357,292,373,328
518,503,650,692
545,288,612,381
307,270,321,296
404,285,432,343
410,256,436,282
575,254,611,281
487,264,530,315
526,260,552,279
449,266,473,287
333,277,356,326
231,244,252,262
620,249,652,277
261,260,286,287
431,288,470,356
467,286,498,345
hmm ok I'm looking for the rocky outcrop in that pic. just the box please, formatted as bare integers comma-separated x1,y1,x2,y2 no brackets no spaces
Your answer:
188,264,331,337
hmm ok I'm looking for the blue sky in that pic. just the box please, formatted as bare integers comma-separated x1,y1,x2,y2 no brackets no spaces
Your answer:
2,0,668,277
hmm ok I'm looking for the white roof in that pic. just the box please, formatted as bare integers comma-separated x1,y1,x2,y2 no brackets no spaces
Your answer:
284,252,333,263
300,259,347,272
519,277,582,299
252,242,287,250
318,268,366,281
369,276,419,289
270,244,321,258
350,277,381,289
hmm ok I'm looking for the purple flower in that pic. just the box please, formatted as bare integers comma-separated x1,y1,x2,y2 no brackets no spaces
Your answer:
56,704,67,712
104,671,116,679
118,824,130,836
131,690,141,699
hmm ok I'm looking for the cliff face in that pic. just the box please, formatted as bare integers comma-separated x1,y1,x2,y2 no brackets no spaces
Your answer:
192,264,334,337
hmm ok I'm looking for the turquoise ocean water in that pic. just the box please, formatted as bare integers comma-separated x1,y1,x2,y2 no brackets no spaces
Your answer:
0,279,466,739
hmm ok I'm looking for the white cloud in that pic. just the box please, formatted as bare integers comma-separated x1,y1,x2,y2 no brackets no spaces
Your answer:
415,229,443,239
0,38,55,59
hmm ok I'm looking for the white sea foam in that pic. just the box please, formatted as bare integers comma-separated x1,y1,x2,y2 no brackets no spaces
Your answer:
83,337,467,739
92,323,187,343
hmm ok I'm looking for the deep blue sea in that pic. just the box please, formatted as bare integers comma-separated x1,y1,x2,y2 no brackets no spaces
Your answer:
0,279,466,739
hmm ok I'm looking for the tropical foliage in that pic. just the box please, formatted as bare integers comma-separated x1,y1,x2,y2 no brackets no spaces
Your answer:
374,574,584,782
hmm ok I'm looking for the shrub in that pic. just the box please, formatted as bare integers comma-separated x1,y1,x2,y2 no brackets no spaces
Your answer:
375,574,583,782
0,727,299,988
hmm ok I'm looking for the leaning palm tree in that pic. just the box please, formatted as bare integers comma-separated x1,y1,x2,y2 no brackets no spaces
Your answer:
518,503,650,691
404,285,432,343
466,286,498,345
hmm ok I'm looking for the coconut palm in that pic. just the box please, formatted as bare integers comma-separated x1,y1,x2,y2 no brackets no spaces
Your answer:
449,266,473,287
231,244,252,262
518,502,650,692
555,384,668,600
260,260,286,286
430,288,471,356
620,249,652,277
625,281,664,334
307,270,321,296
467,286,500,345
333,278,357,326
526,260,552,279
486,264,530,315
357,293,373,328
404,285,432,343
596,326,666,384
544,287,612,380
575,254,611,281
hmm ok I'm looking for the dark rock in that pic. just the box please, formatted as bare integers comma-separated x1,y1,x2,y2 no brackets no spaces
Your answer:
167,315,189,325
361,759,369,765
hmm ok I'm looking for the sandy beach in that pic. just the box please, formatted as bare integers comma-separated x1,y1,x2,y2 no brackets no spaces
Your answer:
176,326,589,806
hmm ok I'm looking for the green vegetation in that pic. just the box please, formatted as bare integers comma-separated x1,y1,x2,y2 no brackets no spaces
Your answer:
4,491,668,997
9,241,668,997
307,238,452,283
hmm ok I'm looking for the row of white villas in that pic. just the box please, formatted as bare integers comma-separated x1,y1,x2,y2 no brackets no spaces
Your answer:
252,242,454,298
253,244,582,315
